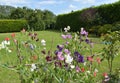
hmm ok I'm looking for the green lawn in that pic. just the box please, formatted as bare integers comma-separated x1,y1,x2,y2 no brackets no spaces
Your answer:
0,31,120,83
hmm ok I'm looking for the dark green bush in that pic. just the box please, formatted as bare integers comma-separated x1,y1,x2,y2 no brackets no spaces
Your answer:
0,19,27,33
55,1,120,32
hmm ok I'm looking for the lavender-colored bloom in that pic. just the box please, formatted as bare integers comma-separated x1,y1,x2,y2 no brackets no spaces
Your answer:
64,49,71,54
85,38,90,44
57,52,64,61
57,45,64,51
76,66,80,72
66,41,69,45
74,52,84,63
66,34,72,39
80,28,88,36
61,34,67,39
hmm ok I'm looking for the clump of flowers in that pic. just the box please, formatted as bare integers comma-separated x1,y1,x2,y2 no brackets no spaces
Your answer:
0,27,119,83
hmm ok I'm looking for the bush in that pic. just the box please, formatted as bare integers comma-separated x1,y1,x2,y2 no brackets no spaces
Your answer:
55,1,120,32
0,19,27,33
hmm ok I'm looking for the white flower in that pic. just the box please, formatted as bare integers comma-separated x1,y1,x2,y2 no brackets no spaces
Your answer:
65,54,73,64
1,41,6,48
64,26,71,32
70,65,75,69
95,68,98,72
41,39,46,46
83,62,86,66
64,27,68,32
31,64,36,72
8,50,12,53
4,40,10,45
67,26,70,30
86,71,91,74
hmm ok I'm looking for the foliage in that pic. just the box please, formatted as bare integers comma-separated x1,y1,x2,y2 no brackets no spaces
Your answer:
0,19,27,33
101,31,120,82
55,1,120,32
0,28,120,83
0,5,15,19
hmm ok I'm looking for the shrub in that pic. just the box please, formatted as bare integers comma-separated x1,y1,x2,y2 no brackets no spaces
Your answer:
0,19,27,33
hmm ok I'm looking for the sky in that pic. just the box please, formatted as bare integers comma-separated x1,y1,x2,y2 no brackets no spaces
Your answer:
0,0,119,15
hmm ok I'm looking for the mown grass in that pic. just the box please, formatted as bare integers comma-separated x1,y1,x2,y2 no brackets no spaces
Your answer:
0,31,120,83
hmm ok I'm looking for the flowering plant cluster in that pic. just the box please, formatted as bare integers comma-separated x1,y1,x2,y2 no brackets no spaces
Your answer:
0,27,120,83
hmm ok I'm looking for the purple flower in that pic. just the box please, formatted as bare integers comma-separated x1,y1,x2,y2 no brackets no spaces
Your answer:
74,52,84,63
66,42,69,45
57,52,64,61
57,45,64,51
64,49,71,54
66,34,72,39
76,66,80,72
80,28,88,36
85,38,90,44
61,34,72,39
61,34,67,39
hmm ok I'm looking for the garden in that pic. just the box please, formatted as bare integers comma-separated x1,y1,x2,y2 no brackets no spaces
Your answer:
0,1,120,83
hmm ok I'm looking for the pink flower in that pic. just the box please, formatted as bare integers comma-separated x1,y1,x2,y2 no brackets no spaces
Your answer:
87,56,93,62
94,72,97,77
11,33,15,38
61,34,67,39
76,66,80,72
57,52,64,61
96,57,101,64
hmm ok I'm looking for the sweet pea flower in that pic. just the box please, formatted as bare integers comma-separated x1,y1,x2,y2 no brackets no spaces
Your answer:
61,34,67,39
96,57,101,64
94,72,97,77
70,65,75,69
87,56,93,62
64,49,71,54
57,44,64,51
5,37,10,41
66,34,72,39
31,64,36,72
74,52,84,63
65,54,73,64
11,33,15,38
76,66,80,72
64,26,70,32
81,67,85,72
46,55,52,62
57,52,64,61
41,39,46,46
80,28,88,36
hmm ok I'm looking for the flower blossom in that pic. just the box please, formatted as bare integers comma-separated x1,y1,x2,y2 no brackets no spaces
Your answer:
64,26,70,32
80,28,88,36
41,39,46,46
31,64,36,72
74,52,84,63
76,66,80,72
57,52,64,61
65,54,73,64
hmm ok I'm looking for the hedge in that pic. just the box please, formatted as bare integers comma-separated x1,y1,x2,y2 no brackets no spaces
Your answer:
55,1,120,32
0,19,27,33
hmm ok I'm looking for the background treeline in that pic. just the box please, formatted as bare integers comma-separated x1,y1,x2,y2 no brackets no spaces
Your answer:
0,5,56,32
0,1,120,35
55,1,120,36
